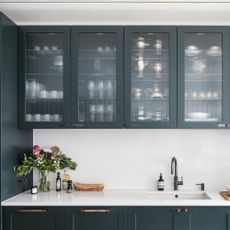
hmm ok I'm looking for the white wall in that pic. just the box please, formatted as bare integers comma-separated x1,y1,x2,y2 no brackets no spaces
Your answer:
34,129,230,191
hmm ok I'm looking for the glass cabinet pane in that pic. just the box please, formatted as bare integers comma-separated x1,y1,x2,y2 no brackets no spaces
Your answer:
77,33,117,123
25,32,64,123
130,33,170,122
184,33,222,122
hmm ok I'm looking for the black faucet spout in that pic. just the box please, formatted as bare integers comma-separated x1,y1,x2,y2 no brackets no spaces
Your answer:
171,156,183,191
171,157,178,177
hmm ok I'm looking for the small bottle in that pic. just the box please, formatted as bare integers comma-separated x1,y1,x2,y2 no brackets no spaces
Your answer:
31,186,38,194
62,170,70,191
67,180,74,193
56,172,61,192
157,173,164,191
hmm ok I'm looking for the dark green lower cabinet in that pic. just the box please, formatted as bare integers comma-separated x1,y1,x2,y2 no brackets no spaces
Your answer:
3,206,229,230
65,207,127,230
129,207,229,230
3,207,64,230
128,207,172,230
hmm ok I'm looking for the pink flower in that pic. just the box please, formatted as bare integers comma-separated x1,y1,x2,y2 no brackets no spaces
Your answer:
33,150,40,156
43,148,52,153
33,145,40,151
51,153,57,160
33,145,40,156
51,146,60,154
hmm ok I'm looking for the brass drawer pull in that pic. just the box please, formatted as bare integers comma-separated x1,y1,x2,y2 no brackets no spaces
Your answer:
17,209,47,213
80,209,110,213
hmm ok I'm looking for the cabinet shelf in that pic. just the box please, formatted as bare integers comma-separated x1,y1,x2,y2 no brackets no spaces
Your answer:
26,49,63,54
132,98,168,101
185,98,221,101
79,57,116,60
132,49,169,52
78,99,116,103
26,98,63,102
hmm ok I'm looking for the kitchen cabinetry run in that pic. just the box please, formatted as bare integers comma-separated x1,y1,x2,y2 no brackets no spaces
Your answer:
129,207,229,230
4,206,229,230
18,26,230,129
178,27,230,128
124,26,177,128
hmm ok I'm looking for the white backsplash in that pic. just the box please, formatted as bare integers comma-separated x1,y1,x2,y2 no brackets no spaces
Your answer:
33,129,230,191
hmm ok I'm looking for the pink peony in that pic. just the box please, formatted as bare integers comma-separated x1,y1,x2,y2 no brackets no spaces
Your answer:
51,153,57,160
33,145,40,156
33,150,40,156
33,145,40,151
43,148,52,153
51,146,60,154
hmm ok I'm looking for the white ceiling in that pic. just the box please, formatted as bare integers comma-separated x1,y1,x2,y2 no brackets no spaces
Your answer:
1,2,230,25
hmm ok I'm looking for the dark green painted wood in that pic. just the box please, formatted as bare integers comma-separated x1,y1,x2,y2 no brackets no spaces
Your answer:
18,26,71,129
178,26,230,129
3,207,63,230
71,26,124,128
128,207,172,230
124,26,177,128
0,14,33,200
191,207,228,230
65,207,127,230
0,13,33,230
128,207,229,230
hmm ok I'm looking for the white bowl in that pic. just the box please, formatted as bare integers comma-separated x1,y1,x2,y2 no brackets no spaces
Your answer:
187,112,209,119
185,45,201,57
207,46,222,57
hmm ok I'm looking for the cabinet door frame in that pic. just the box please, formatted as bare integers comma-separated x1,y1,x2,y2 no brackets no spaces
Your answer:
18,26,71,129
65,207,127,230
178,26,230,129
124,26,177,128
3,206,64,230
71,26,124,128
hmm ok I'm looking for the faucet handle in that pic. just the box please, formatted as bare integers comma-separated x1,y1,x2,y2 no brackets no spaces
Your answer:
178,176,183,186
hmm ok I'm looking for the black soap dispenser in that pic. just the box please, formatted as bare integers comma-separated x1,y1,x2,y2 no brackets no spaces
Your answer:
157,173,164,191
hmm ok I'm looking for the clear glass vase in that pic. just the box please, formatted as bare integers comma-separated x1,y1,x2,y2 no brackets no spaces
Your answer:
38,170,50,192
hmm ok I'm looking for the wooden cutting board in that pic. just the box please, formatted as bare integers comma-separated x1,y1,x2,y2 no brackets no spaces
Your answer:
74,182,104,191
219,191,230,200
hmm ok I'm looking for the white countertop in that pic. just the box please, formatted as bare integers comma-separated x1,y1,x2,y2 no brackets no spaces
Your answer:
2,190,230,206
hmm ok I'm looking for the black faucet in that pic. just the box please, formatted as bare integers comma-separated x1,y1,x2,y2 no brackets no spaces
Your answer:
171,157,183,191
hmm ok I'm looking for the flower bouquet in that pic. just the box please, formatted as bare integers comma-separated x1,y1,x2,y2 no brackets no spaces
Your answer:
14,145,77,192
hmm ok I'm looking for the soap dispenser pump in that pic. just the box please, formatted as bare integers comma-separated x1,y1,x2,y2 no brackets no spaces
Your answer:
157,173,164,191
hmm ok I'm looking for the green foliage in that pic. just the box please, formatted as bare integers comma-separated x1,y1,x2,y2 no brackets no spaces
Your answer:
14,146,77,177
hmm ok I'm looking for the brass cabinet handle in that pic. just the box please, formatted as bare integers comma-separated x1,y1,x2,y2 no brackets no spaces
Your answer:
169,208,193,213
80,209,110,213
17,209,47,213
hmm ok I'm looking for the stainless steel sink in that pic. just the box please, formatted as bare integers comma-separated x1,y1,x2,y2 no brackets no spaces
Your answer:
111,191,211,200
146,192,211,200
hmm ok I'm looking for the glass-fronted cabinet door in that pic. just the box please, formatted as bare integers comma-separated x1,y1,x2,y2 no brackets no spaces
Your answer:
124,27,177,128
71,27,123,128
19,27,71,128
178,27,230,128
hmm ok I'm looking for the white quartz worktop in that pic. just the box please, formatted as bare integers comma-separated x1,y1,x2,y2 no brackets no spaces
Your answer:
2,190,230,206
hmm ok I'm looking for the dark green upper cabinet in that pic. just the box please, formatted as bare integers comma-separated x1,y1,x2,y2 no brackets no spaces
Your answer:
124,27,177,128
71,27,124,128
178,27,230,128
18,26,71,128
